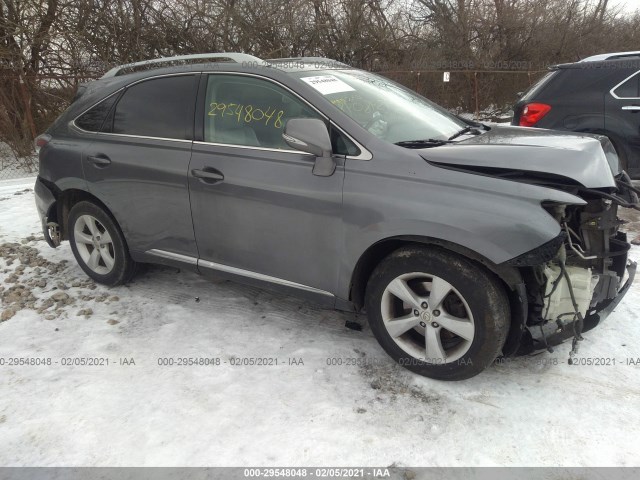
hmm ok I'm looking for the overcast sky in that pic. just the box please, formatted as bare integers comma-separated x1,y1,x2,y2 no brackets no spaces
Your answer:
612,0,640,13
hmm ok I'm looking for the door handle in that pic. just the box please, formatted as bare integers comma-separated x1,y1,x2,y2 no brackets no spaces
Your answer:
88,155,112,167
191,168,224,184
621,105,640,112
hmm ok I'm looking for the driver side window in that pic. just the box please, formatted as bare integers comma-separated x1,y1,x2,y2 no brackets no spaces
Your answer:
203,74,360,156
204,75,320,149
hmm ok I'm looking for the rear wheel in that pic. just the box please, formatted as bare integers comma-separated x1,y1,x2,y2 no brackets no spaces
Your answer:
68,201,136,286
365,246,509,380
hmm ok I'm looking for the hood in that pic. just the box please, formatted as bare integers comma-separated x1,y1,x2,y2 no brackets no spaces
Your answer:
420,126,619,189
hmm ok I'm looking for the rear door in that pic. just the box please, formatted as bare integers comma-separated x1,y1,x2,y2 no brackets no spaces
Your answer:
79,74,200,260
605,69,640,176
188,73,347,301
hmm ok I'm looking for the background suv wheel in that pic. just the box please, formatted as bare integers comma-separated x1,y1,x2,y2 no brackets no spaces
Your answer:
365,246,509,380
68,201,136,286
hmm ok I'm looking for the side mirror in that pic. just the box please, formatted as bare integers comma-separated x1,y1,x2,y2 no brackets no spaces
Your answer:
283,118,336,177
516,91,524,98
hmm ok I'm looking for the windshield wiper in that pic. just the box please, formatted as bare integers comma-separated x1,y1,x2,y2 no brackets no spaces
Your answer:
453,114,491,131
394,139,454,148
448,126,482,141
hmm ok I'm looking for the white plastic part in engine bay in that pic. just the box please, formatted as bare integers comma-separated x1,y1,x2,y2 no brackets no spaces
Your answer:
542,263,599,322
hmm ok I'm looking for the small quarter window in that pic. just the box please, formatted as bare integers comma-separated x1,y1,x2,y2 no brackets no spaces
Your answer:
331,126,360,156
75,94,119,132
613,72,640,99
111,75,195,139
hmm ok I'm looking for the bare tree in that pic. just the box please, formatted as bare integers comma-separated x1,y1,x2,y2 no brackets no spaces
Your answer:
1,0,639,161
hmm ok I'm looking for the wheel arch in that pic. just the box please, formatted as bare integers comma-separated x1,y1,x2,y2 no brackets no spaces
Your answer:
350,235,522,309
51,188,120,242
349,236,527,356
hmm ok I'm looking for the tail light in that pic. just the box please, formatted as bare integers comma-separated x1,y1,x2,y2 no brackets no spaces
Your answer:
34,133,51,154
519,103,551,127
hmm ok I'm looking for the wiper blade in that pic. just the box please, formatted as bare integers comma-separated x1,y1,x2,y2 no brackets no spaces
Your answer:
394,138,453,148
453,114,491,131
448,126,482,141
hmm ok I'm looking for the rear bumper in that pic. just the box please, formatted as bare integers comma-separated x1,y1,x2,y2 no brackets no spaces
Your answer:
34,176,59,248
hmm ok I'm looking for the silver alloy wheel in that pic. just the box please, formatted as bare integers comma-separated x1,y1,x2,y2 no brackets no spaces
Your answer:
73,214,116,275
380,272,475,364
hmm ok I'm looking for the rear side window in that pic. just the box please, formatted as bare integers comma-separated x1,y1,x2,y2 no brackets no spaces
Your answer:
75,94,119,132
111,75,195,139
613,71,640,99
521,71,559,102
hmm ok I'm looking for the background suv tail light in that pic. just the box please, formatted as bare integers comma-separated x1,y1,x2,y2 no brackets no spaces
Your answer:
519,103,551,127
34,133,51,154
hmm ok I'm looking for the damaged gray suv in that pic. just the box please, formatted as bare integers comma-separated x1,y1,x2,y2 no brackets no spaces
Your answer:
34,53,638,380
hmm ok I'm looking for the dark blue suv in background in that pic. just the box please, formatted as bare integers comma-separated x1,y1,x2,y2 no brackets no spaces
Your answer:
513,51,640,178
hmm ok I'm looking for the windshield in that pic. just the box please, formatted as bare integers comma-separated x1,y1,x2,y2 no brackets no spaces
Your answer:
293,69,467,144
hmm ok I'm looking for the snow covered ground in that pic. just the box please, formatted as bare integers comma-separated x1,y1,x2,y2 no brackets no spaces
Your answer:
1,178,640,467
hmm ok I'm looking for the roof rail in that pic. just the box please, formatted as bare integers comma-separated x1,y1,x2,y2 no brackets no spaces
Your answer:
102,53,264,78
268,57,350,68
579,51,640,62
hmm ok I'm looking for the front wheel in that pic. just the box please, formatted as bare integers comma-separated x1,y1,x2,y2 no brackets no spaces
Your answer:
68,201,136,286
365,246,509,380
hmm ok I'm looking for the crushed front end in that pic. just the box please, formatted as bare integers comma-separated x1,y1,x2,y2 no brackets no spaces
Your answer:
516,172,638,358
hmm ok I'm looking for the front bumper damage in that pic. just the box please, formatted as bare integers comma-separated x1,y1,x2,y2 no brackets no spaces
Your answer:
520,259,636,354
508,172,639,357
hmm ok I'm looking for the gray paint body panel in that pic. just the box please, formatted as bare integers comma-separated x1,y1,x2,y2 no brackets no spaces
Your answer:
336,146,586,299
421,126,617,188
82,135,198,259
189,142,345,294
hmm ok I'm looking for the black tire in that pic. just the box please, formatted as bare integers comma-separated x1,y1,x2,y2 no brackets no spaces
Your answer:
68,201,136,286
365,246,509,380
617,149,629,173
610,140,629,173
601,133,629,172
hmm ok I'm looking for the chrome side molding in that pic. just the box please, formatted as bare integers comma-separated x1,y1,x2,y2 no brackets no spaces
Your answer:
146,249,198,265
198,259,334,296
146,249,334,297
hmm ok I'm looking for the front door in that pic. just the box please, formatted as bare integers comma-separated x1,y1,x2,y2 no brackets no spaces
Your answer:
188,73,345,300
